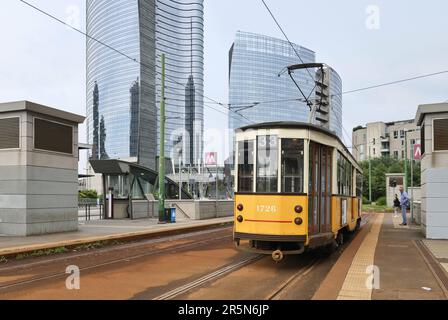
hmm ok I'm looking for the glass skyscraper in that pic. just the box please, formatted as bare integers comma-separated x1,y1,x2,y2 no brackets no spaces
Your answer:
228,31,342,157
86,0,204,170
156,0,204,168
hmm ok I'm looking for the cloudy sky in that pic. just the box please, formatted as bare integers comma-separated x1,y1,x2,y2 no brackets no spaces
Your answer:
1,0,448,167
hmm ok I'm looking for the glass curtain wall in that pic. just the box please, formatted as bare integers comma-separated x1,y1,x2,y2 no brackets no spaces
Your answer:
156,0,204,167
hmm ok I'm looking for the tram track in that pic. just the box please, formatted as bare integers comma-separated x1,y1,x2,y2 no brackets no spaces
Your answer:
1,215,373,299
266,258,320,300
0,227,232,273
0,228,233,292
153,255,264,300
152,220,370,301
152,254,322,301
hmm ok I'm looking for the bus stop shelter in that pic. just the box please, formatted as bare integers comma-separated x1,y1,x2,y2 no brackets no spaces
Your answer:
90,160,192,219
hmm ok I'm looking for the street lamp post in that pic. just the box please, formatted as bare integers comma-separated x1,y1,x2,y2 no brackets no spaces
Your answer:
367,138,375,203
411,143,414,223
404,132,408,191
179,155,182,200
369,146,372,203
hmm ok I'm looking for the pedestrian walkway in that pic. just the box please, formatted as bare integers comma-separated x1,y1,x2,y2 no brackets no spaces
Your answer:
337,213,384,300
0,217,233,257
314,212,448,300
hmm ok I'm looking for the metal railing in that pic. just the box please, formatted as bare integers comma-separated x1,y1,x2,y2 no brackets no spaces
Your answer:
78,198,104,221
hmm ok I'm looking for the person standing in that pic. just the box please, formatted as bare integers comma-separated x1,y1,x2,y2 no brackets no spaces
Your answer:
399,186,409,226
393,194,400,218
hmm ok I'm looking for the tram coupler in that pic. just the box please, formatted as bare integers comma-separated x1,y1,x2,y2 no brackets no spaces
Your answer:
272,250,284,263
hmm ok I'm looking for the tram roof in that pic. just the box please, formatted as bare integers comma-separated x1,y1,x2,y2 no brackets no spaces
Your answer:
238,121,361,170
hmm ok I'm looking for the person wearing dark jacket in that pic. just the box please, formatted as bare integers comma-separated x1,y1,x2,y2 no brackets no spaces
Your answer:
393,194,400,218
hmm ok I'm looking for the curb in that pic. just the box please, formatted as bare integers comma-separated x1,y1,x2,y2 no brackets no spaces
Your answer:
0,218,234,259
414,240,448,299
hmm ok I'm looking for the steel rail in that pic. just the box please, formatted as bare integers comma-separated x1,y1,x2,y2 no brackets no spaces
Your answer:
0,227,232,273
153,255,264,300
0,232,233,291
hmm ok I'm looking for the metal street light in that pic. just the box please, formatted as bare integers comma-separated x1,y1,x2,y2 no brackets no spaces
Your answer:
367,138,376,203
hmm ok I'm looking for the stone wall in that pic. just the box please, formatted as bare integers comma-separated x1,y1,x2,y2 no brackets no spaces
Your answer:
129,199,234,220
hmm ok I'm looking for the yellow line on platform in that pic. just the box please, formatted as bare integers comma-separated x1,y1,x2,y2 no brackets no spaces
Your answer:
337,213,384,300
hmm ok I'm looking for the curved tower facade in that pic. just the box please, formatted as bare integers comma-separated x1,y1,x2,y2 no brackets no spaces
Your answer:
86,0,204,170
156,0,204,167
228,31,343,157
329,68,343,138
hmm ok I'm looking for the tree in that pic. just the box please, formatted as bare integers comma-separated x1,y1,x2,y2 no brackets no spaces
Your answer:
359,157,421,202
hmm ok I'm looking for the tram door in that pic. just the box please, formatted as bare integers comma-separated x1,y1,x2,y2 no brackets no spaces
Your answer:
308,142,333,235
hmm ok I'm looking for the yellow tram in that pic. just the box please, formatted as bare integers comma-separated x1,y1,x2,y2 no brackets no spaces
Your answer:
233,122,363,261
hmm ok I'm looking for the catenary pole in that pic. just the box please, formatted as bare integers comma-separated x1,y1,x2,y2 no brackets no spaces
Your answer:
158,53,166,223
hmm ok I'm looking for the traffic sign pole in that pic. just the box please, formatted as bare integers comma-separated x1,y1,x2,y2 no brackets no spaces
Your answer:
411,144,414,223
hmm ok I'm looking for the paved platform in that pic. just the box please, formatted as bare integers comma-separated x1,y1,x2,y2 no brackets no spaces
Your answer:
0,217,233,257
314,212,448,300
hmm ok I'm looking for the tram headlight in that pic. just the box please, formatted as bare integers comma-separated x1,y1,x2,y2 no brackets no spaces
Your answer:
237,204,244,211
294,205,303,214
237,215,244,223
294,217,303,226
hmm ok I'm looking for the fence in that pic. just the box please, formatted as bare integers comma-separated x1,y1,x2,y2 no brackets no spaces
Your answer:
78,198,104,221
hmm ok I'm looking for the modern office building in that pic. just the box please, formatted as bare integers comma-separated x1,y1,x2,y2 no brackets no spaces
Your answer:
228,31,343,158
352,119,421,162
86,0,204,171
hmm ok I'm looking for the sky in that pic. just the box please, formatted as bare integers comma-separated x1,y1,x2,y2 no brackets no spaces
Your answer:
1,0,448,167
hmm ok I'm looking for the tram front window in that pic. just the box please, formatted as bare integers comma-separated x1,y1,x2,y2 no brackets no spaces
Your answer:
257,135,278,193
237,140,254,192
281,139,304,193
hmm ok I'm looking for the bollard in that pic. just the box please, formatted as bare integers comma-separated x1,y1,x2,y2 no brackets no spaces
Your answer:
170,207,176,223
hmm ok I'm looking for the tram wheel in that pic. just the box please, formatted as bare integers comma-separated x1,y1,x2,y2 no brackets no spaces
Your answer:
336,232,344,247
320,241,338,255
355,218,361,231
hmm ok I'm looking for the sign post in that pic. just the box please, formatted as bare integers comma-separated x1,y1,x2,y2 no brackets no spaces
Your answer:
411,144,414,223
411,144,421,223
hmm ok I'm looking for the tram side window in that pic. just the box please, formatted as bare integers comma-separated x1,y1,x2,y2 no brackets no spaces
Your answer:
346,159,353,196
237,140,254,192
257,135,278,193
356,171,363,198
337,152,353,196
281,139,304,193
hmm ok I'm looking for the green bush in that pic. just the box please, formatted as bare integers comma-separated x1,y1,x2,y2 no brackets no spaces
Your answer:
78,189,98,199
362,197,371,205
376,196,387,206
